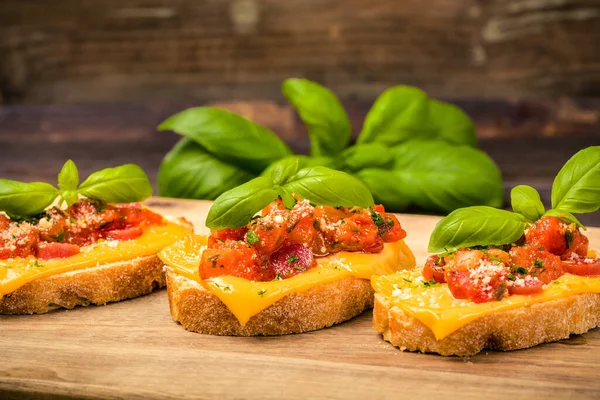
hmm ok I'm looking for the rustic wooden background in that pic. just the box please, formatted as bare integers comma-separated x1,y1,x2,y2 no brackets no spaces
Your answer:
1,0,600,106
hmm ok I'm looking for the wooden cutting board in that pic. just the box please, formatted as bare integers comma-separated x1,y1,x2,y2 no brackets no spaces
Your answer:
1,197,599,400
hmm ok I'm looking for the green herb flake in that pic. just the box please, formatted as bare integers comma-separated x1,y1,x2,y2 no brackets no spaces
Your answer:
55,232,65,242
533,259,544,268
31,260,45,268
565,230,574,248
370,208,384,226
258,289,267,297
246,230,259,245
489,256,503,263
402,278,412,284
274,272,282,281
553,281,560,285
422,280,438,288
507,273,516,281
293,265,305,271
287,254,299,264
512,266,528,275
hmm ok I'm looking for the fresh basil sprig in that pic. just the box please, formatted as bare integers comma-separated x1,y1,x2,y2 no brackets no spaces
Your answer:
159,78,502,214
428,207,527,253
510,185,545,222
282,78,351,157
428,147,600,253
0,160,153,217
551,146,600,214
206,165,374,230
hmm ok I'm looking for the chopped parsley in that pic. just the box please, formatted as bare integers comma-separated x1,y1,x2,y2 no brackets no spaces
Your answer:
489,256,503,263
246,230,259,245
402,277,412,284
370,208,384,226
274,272,282,281
258,289,267,297
507,273,516,281
422,280,438,288
287,254,299,264
31,260,44,268
433,256,444,266
533,259,544,268
55,232,65,242
293,265,305,271
512,266,528,275
553,281,560,285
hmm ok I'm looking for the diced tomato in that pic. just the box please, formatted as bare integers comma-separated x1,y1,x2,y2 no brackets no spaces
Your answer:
525,216,571,257
334,212,383,253
36,242,80,259
563,230,589,260
103,226,143,241
508,246,565,284
261,198,286,216
10,228,39,259
269,241,316,279
563,258,600,277
210,227,248,243
0,214,10,230
378,214,406,242
199,240,269,281
507,278,544,296
423,255,446,283
119,205,164,227
287,216,318,247
444,249,508,303
251,221,288,256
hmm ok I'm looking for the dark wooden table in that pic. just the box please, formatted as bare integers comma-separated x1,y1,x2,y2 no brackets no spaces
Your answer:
0,103,598,225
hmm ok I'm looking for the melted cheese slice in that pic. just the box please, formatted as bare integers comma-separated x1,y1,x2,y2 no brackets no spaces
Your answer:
0,222,191,296
159,235,416,325
372,269,600,340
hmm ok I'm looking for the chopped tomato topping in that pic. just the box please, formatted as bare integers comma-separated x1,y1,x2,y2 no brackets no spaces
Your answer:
199,240,270,281
37,242,80,260
0,199,163,260
507,277,544,296
202,200,406,281
422,255,446,283
444,250,508,303
508,246,564,284
525,216,587,259
563,258,600,277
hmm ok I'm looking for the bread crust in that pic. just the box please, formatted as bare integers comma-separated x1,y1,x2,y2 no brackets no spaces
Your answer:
373,292,600,356
166,268,374,336
0,255,165,315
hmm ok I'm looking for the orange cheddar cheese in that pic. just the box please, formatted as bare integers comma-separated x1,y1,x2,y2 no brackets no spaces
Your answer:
0,221,191,297
159,235,416,325
372,268,600,340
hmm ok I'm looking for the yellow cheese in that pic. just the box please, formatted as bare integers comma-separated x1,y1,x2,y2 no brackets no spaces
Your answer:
372,269,600,340
0,222,191,296
159,235,416,325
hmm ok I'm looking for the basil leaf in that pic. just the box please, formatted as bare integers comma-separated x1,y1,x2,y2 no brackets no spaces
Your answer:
282,78,351,157
270,157,300,185
276,185,297,209
354,169,412,210
0,180,59,216
543,209,584,228
428,100,477,147
58,160,79,192
510,185,545,222
428,206,527,253
340,143,393,172
284,167,374,208
78,164,153,204
206,177,278,230
551,146,600,214
158,138,255,200
358,86,430,146
260,155,339,179
158,107,292,174
391,141,503,213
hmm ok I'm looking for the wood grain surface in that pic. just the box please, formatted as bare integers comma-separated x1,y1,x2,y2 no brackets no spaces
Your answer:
1,198,600,400
1,0,600,104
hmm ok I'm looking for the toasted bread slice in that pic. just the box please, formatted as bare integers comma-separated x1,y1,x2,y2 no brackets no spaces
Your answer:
0,255,165,315
373,291,600,356
166,268,374,336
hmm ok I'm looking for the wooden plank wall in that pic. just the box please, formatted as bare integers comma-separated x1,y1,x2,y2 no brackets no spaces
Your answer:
1,0,600,106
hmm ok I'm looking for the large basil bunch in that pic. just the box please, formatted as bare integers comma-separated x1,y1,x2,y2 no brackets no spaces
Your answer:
158,79,503,214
